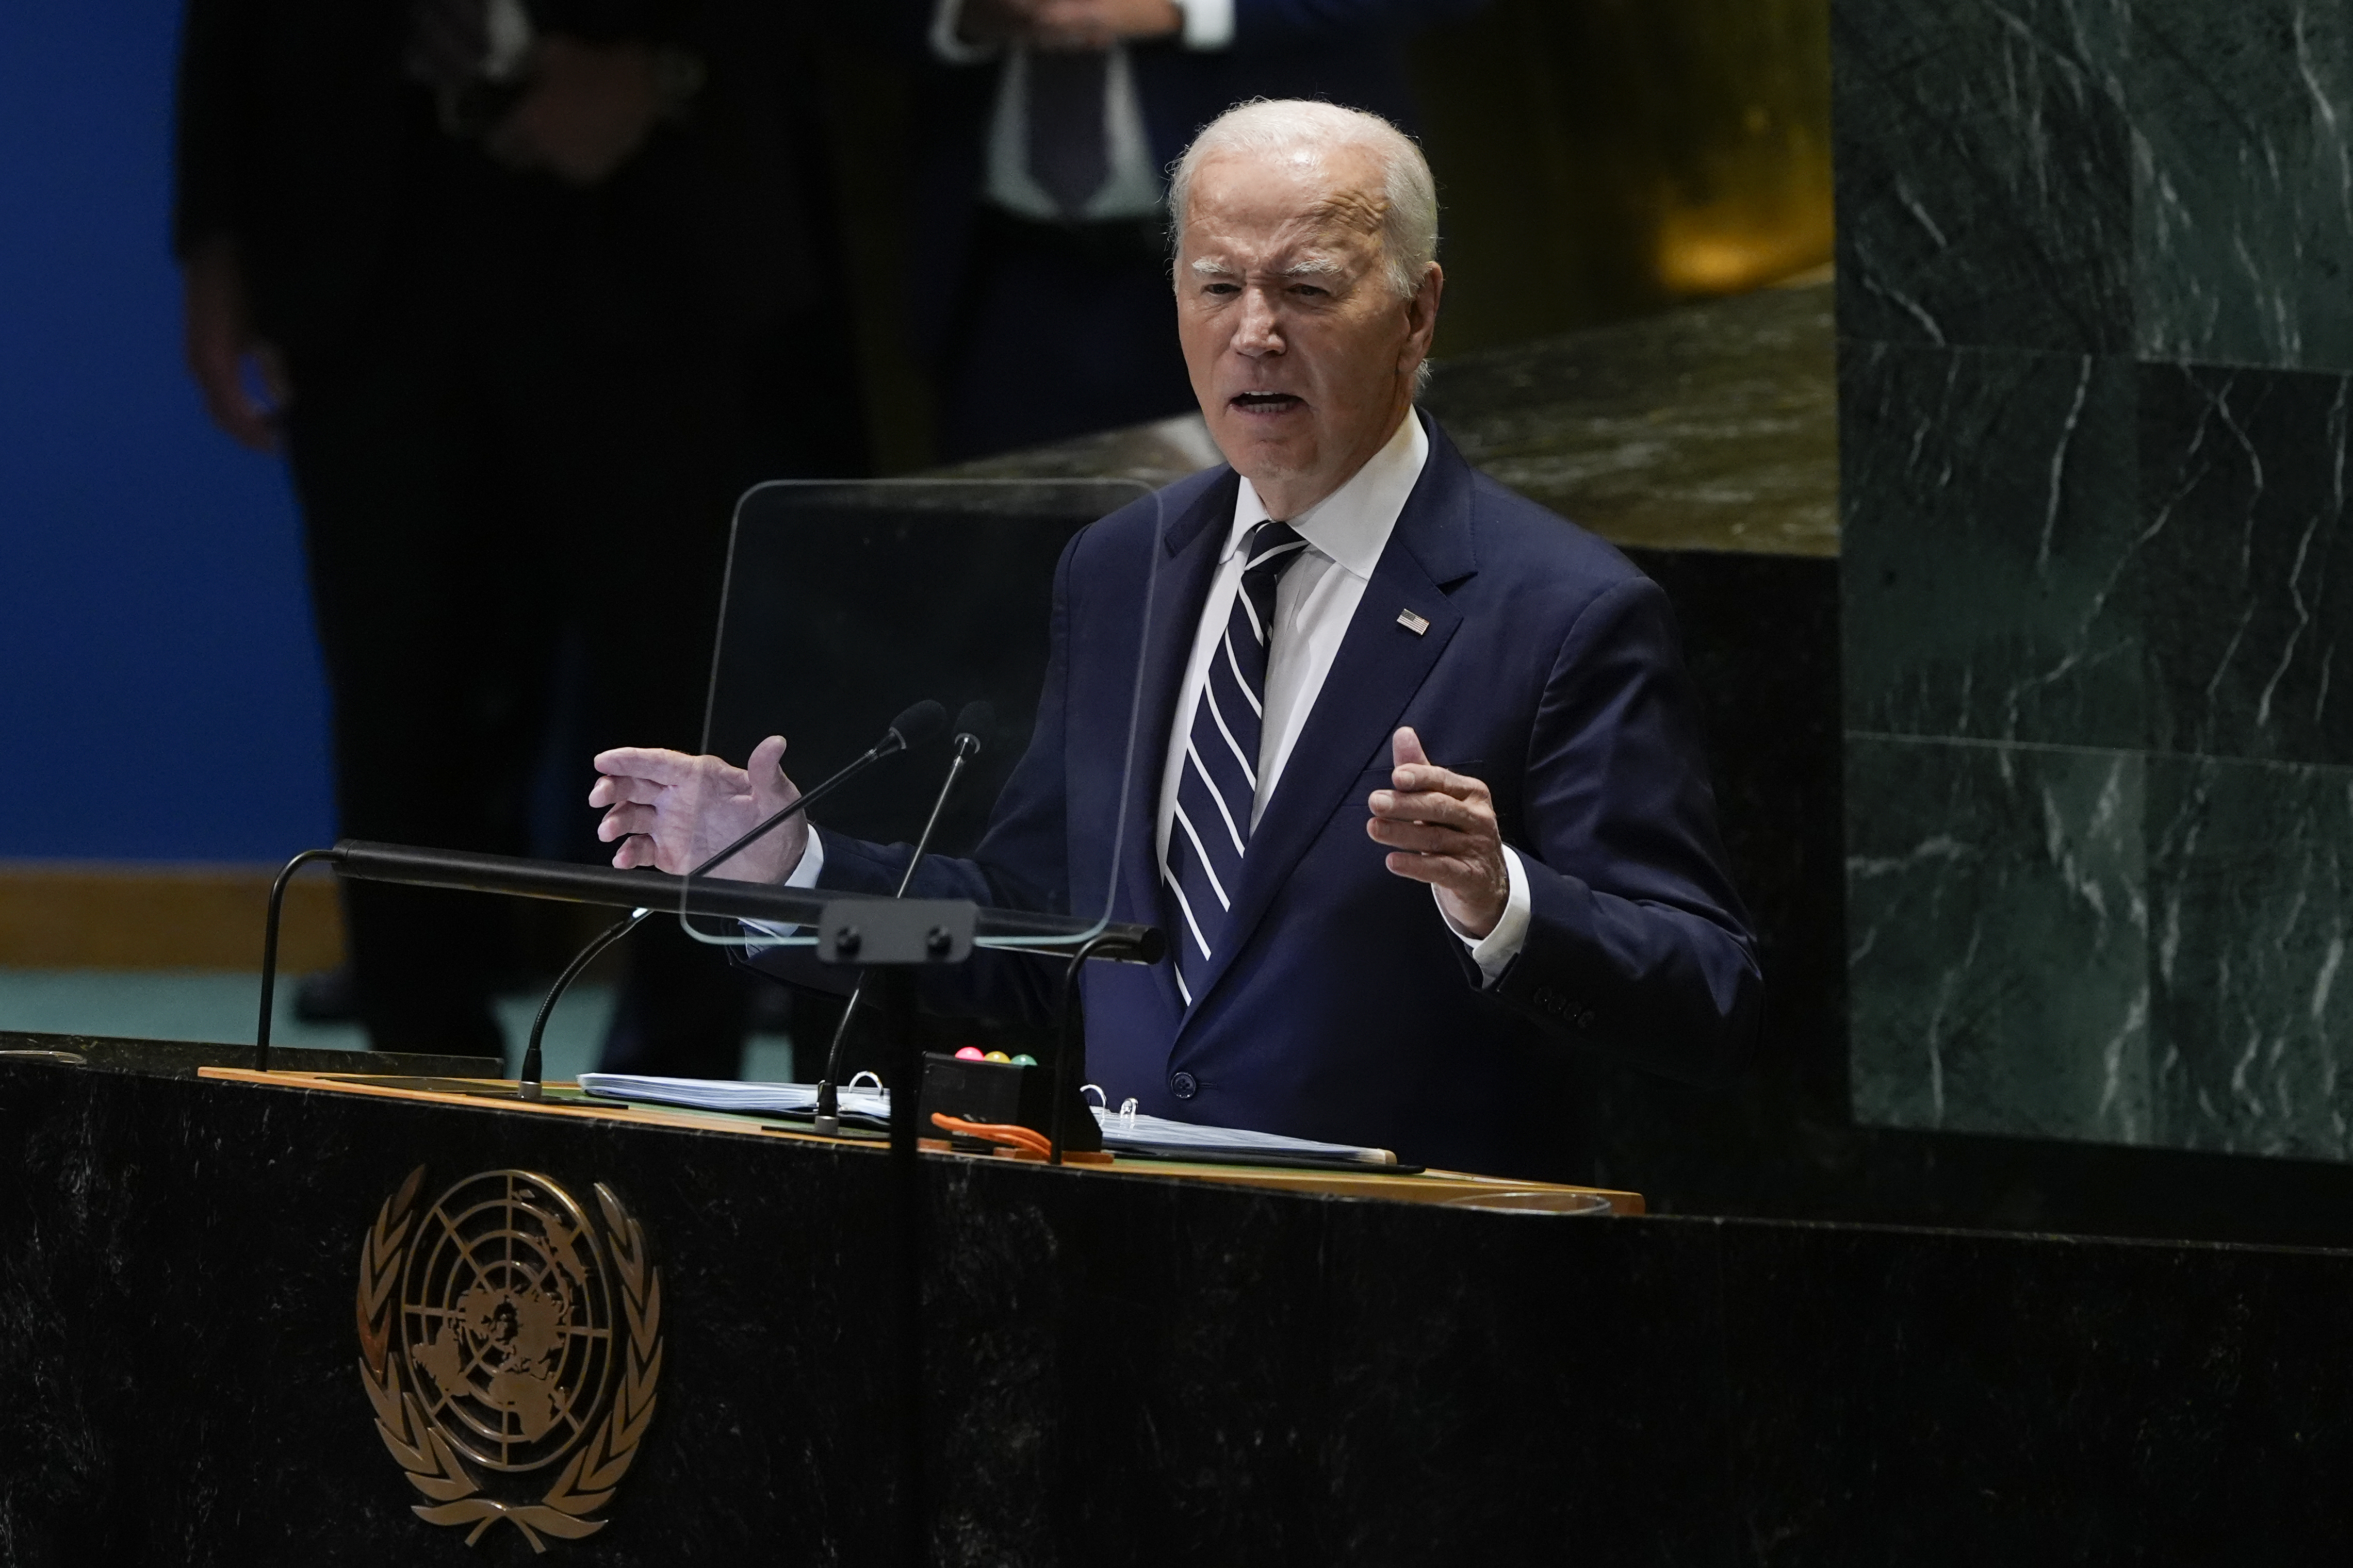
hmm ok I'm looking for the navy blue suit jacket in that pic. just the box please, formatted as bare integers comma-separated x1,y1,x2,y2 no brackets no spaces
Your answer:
759,415,1762,1178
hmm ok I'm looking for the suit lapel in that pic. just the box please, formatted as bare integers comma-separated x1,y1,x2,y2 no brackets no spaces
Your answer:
1176,415,1481,1026
1114,470,1237,1017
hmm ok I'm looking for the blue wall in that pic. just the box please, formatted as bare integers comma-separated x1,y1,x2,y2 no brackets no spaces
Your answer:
0,0,335,862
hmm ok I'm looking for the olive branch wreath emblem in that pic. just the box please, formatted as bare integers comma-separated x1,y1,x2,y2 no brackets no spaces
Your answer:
356,1166,665,1553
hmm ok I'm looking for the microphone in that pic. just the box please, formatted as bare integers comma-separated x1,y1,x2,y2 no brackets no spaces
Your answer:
511,698,947,1100
812,700,993,1135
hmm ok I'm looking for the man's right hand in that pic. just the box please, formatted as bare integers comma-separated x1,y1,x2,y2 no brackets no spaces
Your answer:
182,235,287,453
486,36,664,187
590,735,805,882
958,0,1180,48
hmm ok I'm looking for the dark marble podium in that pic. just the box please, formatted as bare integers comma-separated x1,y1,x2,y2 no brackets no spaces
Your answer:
6,1045,2351,1564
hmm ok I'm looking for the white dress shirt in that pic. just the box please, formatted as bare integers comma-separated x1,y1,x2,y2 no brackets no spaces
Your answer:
929,0,1236,224
783,411,1531,982
1151,412,1531,983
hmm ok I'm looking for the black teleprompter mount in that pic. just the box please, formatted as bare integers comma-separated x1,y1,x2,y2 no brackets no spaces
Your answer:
252,839,1159,1101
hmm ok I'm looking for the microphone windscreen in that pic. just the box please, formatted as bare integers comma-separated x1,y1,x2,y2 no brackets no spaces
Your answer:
888,699,947,750
952,700,995,753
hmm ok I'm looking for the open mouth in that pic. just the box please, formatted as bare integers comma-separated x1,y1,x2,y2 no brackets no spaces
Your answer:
1229,392,1304,416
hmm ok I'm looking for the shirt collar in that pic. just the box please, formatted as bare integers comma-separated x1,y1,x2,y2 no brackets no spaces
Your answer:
1228,409,1429,580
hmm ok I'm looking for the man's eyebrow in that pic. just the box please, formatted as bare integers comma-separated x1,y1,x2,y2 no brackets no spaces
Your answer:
1185,255,1349,278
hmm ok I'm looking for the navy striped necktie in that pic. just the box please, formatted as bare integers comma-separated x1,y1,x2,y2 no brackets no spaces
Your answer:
1162,519,1309,1006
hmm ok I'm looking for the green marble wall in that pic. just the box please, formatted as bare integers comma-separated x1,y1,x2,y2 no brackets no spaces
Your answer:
1840,0,2353,1157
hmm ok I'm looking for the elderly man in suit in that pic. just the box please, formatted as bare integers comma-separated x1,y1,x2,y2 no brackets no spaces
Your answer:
591,101,1761,1177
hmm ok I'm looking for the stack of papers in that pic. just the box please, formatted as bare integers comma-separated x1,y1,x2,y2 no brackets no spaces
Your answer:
577,1074,889,1121
577,1074,1396,1165
1094,1108,1396,1164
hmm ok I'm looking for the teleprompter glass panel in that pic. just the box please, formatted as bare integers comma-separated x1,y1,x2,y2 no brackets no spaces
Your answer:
686,479,1164,950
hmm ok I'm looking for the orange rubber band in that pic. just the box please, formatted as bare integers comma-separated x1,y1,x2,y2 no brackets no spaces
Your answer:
929,1112,1054,1159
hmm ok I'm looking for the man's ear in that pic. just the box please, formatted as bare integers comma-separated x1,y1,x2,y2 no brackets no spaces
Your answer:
1402,262,1444,368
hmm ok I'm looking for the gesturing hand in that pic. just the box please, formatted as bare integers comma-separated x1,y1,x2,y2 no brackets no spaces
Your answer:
957,0,1180,48
1024,0,1182,48
590,735,804,882
1366,726,1510,939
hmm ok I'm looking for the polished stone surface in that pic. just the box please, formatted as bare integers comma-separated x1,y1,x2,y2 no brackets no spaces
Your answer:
2140,360,2353,765
0,1028,496,1080
943,283,1839,559
2134,0,2353,371
1841,341,2140,748
1838,0,2353,1161
1424,283,1838,556
1846,736,2151,1146
1833,0,2132,356
2147,751,2353,1159
1844,737,2353,1162
9,1054,2353,1563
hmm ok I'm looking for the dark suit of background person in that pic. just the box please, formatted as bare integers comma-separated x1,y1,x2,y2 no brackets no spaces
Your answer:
759,412,1762,1180
174,0,868,1070
912,0,1486,462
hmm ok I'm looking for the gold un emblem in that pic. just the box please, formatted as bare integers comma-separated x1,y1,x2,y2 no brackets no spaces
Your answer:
357,1167,664,1551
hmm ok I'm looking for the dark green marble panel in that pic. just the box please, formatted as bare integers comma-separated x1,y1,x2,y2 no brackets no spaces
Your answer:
1838,0,2353,1170
2133,0,2353,371
1841,341,2141,746
1833,0,2132,354
1847,735,2150,1144
2141,361,2353,766
2148,753,2353,1159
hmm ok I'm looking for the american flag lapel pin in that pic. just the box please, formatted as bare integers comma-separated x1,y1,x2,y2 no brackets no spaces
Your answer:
1396,608,1430,635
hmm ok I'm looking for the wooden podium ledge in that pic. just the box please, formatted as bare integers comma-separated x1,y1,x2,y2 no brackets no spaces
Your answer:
195,1065,1643,1214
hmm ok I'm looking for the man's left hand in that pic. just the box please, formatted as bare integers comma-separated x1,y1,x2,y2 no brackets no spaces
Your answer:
1366,726,1509,938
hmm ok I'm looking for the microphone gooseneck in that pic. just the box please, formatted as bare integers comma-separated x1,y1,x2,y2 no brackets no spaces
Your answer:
812,701,992,1135
514,699,945,1098
516,907,649,1100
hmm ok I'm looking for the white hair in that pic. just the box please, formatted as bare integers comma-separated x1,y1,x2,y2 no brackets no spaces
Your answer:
1167,99,1440,302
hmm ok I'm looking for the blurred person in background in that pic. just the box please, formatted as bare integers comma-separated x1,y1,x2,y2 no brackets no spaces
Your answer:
176,0,867,1074
916,0,1485,461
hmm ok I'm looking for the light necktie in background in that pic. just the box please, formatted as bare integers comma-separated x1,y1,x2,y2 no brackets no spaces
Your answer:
1026,49,1112,218
1162,520,1309,1006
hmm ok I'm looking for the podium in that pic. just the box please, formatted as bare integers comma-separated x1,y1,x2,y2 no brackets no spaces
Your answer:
8,1036,2353,1563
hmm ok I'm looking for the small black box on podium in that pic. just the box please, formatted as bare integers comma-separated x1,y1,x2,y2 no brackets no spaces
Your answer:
916,1052,1102,1150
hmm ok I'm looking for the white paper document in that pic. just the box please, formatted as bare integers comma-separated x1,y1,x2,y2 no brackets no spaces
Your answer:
577,1074,1396,1165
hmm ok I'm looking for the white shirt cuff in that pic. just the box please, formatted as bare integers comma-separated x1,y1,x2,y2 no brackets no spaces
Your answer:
1439,846,1531,987
785,826,825,888
1173,0,1234,48
739,828,826,948
929,0,997,63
